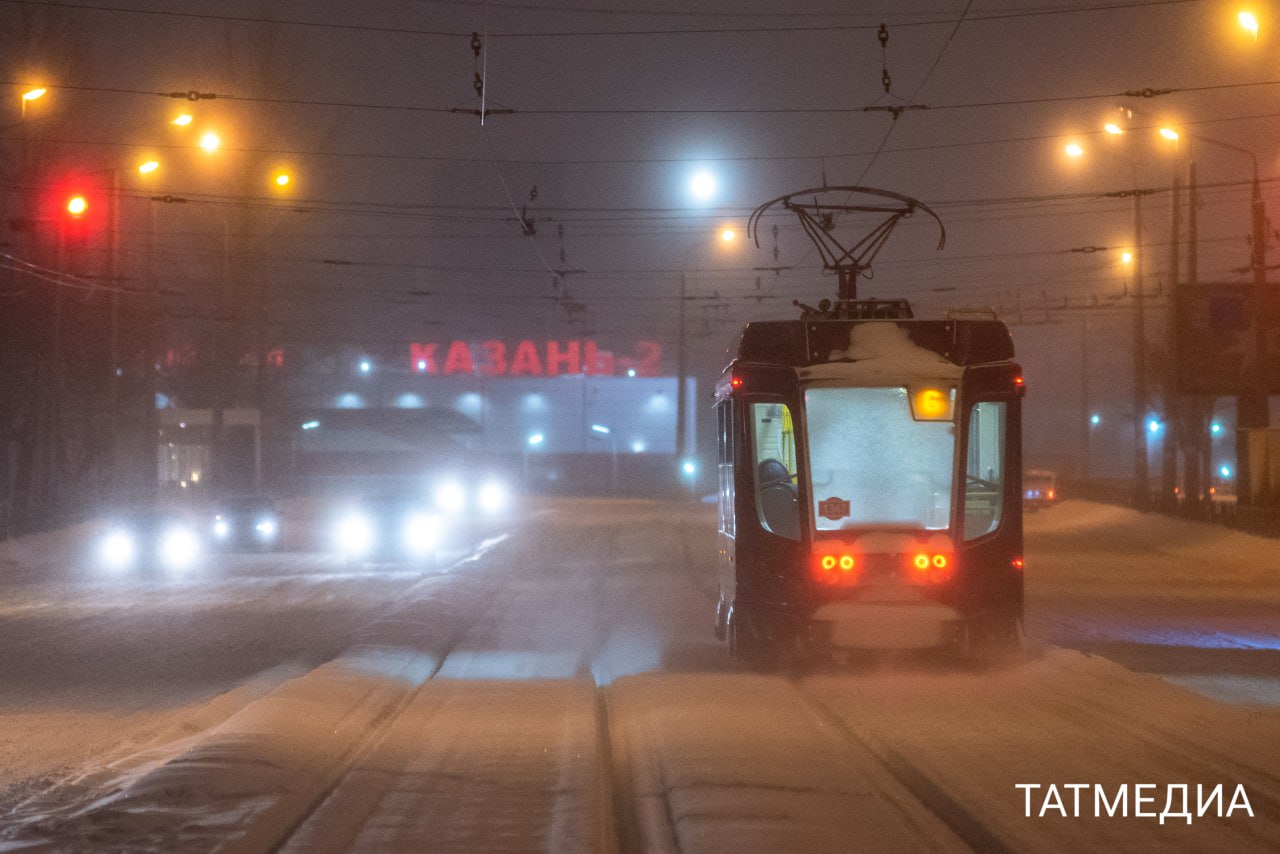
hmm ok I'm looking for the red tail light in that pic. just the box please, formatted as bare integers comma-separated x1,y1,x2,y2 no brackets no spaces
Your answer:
813,550,859,585
907,552,954,584
1012,556,1025,571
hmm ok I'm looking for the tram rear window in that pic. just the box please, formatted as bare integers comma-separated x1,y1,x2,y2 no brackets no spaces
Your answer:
804,387,954,531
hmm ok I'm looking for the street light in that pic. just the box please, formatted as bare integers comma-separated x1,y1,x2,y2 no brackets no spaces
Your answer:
20,86,46,117
1239,10,1260,40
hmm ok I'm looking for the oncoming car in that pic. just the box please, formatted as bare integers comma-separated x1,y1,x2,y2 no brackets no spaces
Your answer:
332,489,446,566
93,508,204,577
429,471,516,532
211,495,282,551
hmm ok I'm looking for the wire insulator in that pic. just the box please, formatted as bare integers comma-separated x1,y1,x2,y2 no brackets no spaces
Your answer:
474,72,483,97
471,32,482,57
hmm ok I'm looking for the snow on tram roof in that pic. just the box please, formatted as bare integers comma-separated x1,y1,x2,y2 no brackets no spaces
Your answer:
728,317,1015,374
797,322,963,384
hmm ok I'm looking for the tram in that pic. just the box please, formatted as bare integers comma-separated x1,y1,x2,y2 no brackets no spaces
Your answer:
714,188,1025,665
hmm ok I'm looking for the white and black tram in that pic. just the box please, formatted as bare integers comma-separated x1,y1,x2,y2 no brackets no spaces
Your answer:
714,188,1026,665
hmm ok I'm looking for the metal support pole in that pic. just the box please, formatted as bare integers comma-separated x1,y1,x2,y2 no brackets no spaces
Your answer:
1237,170,1271,505
1132,191,1149,509
676,273,687,471
1162,173,1181,509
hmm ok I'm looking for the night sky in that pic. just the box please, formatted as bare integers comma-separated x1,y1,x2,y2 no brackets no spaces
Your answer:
3,0,1277,475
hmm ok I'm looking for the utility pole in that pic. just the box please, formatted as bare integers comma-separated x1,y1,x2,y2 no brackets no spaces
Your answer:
1116,189,1155,510
676,273,687,476
1237,167,1271,505
1162,174,1181,510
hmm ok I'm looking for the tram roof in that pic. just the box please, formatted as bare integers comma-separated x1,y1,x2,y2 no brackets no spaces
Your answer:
729,317,1015,371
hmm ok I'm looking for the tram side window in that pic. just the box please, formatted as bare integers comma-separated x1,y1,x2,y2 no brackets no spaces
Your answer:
716,401,735,537
752,402,799,540
964,400,1007,540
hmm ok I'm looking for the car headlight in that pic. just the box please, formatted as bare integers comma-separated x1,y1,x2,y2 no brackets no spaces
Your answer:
98,529,137,571
477,480,509,515
402,512,441,557
434,479,467,515
337,513,375,557
254,516,279,540
213,517,231,540
160,525,200,572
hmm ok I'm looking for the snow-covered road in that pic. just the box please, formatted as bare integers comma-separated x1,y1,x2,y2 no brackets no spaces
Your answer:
1,498,1278,851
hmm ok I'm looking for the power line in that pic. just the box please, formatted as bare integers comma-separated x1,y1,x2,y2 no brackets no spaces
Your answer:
8,77,1276,119
0,0,1207,40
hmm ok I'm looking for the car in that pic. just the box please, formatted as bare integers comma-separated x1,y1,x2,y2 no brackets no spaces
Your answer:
427,469,517,534
93,507,204,577
331,488,445,566
210,495,283,551
1023,468,1058,510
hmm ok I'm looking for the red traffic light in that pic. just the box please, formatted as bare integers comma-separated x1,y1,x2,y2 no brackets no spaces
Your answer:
65,195,89,217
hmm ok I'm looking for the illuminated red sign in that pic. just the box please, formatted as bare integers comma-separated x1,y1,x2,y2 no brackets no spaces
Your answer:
408,339,662,377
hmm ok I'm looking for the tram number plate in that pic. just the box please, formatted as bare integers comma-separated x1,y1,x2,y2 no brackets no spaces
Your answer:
818,497,851,521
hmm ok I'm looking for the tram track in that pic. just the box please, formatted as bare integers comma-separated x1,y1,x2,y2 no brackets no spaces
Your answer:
794,684,1017,854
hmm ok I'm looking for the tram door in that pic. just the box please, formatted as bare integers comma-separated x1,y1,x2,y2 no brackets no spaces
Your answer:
956,370,1024,618
716,393,803,626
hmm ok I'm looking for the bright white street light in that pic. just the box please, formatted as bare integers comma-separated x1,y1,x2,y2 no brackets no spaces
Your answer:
689,170,717,201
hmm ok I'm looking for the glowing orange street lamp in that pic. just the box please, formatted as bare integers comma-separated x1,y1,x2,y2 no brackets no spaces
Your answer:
199,131,221,153
1239,10,1260,40
20,86,46,117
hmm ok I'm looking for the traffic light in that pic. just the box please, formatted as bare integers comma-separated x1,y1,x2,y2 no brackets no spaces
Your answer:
65,194,89,217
